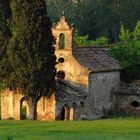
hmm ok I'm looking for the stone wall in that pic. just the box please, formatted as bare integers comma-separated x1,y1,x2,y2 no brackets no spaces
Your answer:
1,89,56,120
55,99,88,120
1,89,23,120
114,95,140,116
37,94,56,120
52,16,90,120
52,16,90,87
88,71,120,119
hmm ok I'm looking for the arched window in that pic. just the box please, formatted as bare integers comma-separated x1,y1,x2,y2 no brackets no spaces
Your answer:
59,33,65,49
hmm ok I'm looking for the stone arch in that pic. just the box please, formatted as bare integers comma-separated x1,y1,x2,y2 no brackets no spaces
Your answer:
61,104,69,120
70,102,77,120
20,97,29,120
59,33,65,49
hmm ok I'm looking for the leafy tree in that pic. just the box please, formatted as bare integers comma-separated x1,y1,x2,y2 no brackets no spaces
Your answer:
74,29,108,47
110,21,140,82
46,0,74,23
46,0,140,43
7,0,56,120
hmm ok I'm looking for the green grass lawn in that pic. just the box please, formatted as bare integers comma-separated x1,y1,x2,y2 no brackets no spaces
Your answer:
0,119,140,140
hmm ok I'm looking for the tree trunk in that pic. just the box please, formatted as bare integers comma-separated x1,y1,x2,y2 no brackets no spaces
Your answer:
28,97,38,120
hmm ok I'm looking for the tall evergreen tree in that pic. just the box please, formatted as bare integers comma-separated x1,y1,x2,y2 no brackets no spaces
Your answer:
0,0,12,85
7,0,56,120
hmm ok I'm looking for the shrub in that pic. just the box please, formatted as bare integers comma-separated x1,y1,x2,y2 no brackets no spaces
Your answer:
110,21,140,82
74,29,108,47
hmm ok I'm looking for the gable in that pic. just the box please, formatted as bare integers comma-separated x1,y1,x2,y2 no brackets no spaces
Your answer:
52,16,72,31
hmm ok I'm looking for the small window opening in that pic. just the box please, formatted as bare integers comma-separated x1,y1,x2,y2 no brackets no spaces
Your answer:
9,87,12,91
57,71,65,80
59,33,65,49
131,101,140,108
80,101,84,107
58,57,64,63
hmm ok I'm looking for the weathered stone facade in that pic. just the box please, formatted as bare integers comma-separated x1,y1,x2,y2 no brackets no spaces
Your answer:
114,82,140,116
88,71,120,119
1,16,124,120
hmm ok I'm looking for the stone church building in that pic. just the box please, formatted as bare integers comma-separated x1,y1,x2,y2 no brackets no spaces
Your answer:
1,17,140,120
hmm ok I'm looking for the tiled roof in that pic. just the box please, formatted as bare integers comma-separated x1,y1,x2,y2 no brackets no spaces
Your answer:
73,46,121,72
114,82,140,95
56,80,87,100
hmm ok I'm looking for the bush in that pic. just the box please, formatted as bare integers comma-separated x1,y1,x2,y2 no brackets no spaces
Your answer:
74,29,108,47
110,21,140,82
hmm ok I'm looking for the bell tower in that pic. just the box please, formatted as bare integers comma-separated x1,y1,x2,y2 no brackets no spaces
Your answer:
52,16,74,81
52,16,73,51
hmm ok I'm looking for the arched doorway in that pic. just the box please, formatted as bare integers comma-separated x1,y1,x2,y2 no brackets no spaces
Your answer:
20,97,29,120
61,104,68,120
70,107,74,120
70,103,76,120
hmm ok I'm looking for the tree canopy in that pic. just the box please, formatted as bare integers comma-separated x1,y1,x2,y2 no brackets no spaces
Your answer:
46,0,140,43
110,21,140,82
0,0,12,86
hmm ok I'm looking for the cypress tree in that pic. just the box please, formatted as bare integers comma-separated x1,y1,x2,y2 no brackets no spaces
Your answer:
0,0,12,85
7,0,56,120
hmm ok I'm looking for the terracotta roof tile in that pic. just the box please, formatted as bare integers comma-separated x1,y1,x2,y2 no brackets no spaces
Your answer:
73,46,121,72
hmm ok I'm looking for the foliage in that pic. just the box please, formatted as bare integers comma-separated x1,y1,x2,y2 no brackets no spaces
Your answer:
0,82,4,93
20,106,26,120
110,21,140,82
0,1,13,89
46,0,140,43
74,29,108,47
2,0,56,120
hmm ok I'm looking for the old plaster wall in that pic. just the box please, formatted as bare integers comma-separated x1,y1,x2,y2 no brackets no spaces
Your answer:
52,16,90,87
1,89,55,120
1,89,23,120
37,94,56,120
88,71,120,119
52,16,90,120
1,89,14,119
114,95,140,116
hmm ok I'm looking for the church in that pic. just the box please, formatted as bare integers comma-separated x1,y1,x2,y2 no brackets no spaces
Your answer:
1,17,140,120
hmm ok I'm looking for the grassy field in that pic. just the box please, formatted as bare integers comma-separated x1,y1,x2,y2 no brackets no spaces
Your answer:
0,119,140,140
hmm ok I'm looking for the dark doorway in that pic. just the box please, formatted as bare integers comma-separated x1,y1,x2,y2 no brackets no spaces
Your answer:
61,107,65,120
